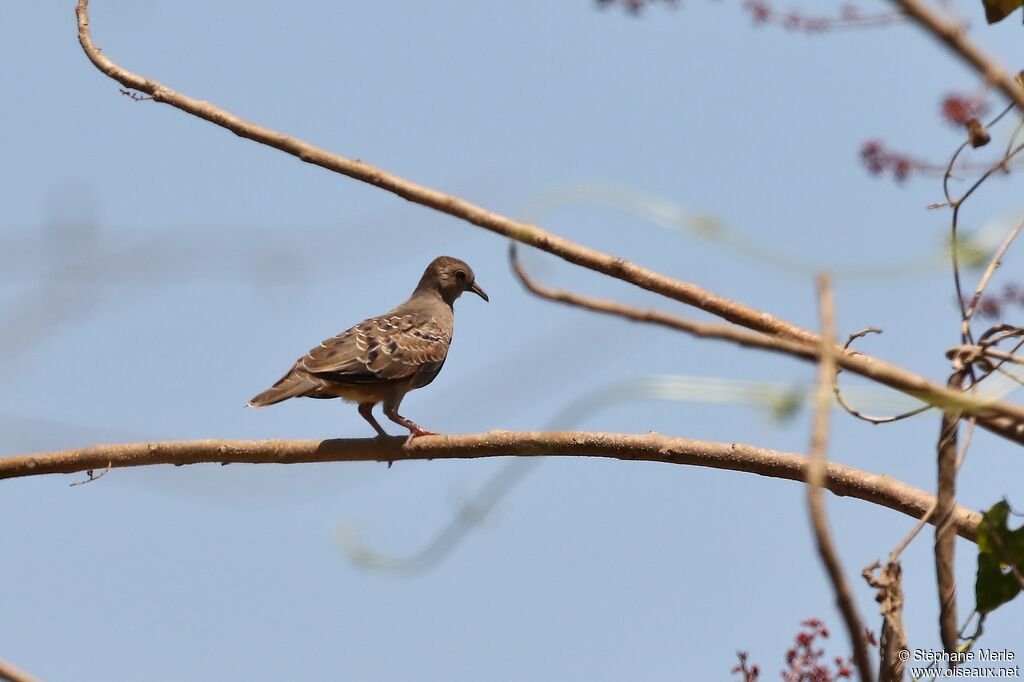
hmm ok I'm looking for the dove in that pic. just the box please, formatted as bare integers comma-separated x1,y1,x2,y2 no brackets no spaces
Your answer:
248,256,487,438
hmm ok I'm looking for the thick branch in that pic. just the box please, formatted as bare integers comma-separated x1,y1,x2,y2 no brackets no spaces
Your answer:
0,432,982,542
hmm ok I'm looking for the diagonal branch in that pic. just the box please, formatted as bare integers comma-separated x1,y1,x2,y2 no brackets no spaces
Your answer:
74,0,812,343
0,432,983,542
75,0,1024,446
0,659,41,682
508,245,1024,441
888,0,1024,113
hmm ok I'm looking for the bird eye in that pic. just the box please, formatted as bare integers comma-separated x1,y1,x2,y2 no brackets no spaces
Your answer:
454,270,467,281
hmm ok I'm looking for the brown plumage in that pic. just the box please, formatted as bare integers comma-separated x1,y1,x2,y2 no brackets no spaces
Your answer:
248,256,488,437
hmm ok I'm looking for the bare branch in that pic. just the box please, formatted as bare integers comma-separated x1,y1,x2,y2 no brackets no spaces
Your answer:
806,276,874,682
884,410,975,565
509,244,1024,442
935,371,965,655
73,0,812,344
508,243,816,354
835,328,932,425
888,0,1024,113
73,0,1024,446
963,213,1024,336
0,433,984,542
0,659,41,682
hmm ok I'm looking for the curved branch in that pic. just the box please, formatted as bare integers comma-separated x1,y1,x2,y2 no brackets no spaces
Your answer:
508,243,813,354
74,0,811,343
0,432,982,542
74,1,1024,446
835,328,931,425
509,245,1024,441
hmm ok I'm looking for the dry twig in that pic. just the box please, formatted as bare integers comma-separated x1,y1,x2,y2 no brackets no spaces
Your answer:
863,561,907,682
834,328,931,425
806,276,873,682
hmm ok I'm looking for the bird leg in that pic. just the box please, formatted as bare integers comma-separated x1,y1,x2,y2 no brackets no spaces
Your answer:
357,402,389,438
383,402,437,440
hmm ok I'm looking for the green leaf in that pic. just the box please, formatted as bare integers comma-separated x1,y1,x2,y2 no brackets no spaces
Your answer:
982,0,1024,24
975,500,1024,614
976,553,1021,614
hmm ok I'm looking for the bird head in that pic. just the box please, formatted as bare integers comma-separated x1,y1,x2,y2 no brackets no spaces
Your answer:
416,256,489,305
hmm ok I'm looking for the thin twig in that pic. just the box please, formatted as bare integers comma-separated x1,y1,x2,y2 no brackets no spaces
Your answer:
835,328,931,424
68,461,112,487
887,418,975,564
962,213,1024,339
0,433,985,541
806,276,874,682
889,501,937,565
943,141,971,339
950,344,1024,368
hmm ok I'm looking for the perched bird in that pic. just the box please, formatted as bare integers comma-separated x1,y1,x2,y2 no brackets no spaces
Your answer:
247,256,488,438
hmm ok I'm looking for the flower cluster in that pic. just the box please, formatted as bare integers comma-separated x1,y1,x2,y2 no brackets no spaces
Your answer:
860,139,918,182
941,92,990,127
733,619,867,682
731,650,760,681
783,619,854,682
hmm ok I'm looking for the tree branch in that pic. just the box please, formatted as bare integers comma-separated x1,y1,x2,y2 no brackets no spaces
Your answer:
806,276,873,682
508,245,1024,443
935,371,964,655
0,432,982,541
888,0,1024,113
74,0,813,344
72,1,1024,446
0,659,41,682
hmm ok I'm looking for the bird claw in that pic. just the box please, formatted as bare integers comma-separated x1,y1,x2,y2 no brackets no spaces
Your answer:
402,429,437,450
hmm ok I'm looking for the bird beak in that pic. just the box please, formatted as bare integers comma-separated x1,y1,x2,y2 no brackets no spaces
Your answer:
469,282,489,302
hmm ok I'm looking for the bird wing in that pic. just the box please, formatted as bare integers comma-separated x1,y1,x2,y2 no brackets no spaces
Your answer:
301,313,450,382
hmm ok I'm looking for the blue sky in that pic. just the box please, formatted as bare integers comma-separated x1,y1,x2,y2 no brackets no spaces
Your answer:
2,1,1024,679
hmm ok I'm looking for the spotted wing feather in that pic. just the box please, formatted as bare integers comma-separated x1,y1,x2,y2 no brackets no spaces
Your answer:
302,313,450,383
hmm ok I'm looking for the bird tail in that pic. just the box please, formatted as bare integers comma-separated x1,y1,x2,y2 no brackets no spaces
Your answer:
246,369,316,407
